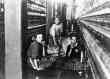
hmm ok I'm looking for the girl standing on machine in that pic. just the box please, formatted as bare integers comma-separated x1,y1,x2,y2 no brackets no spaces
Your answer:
49,16,63,46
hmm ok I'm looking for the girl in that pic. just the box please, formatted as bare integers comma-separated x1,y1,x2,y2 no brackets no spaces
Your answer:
50,17,63,46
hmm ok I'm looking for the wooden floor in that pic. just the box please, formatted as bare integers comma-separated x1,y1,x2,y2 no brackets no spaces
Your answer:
23,58,93,79
23,68,90,79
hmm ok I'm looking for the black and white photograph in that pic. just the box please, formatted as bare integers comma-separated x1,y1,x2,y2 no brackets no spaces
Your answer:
0,0,110,79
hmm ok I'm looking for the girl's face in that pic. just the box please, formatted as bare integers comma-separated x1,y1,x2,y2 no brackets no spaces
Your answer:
55,18,60,25
71,37,76,43
36,34,43,43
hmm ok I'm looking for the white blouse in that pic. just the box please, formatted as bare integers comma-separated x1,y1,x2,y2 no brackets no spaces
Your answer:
50,23,63,37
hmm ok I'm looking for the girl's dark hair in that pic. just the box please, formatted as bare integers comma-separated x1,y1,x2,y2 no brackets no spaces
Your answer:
32,33,42,41
54,16,62,21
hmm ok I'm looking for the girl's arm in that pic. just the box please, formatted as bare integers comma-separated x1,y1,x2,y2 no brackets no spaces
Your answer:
29,58,36,69
34,59,39,69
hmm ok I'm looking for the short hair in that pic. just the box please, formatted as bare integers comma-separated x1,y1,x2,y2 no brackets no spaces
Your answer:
32,33,43,41
68,33,77,38
35,33,42,38
54,16,62,21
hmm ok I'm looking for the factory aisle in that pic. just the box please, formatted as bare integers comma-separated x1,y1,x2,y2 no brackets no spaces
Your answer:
23,56,93,79
23,66,92,79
